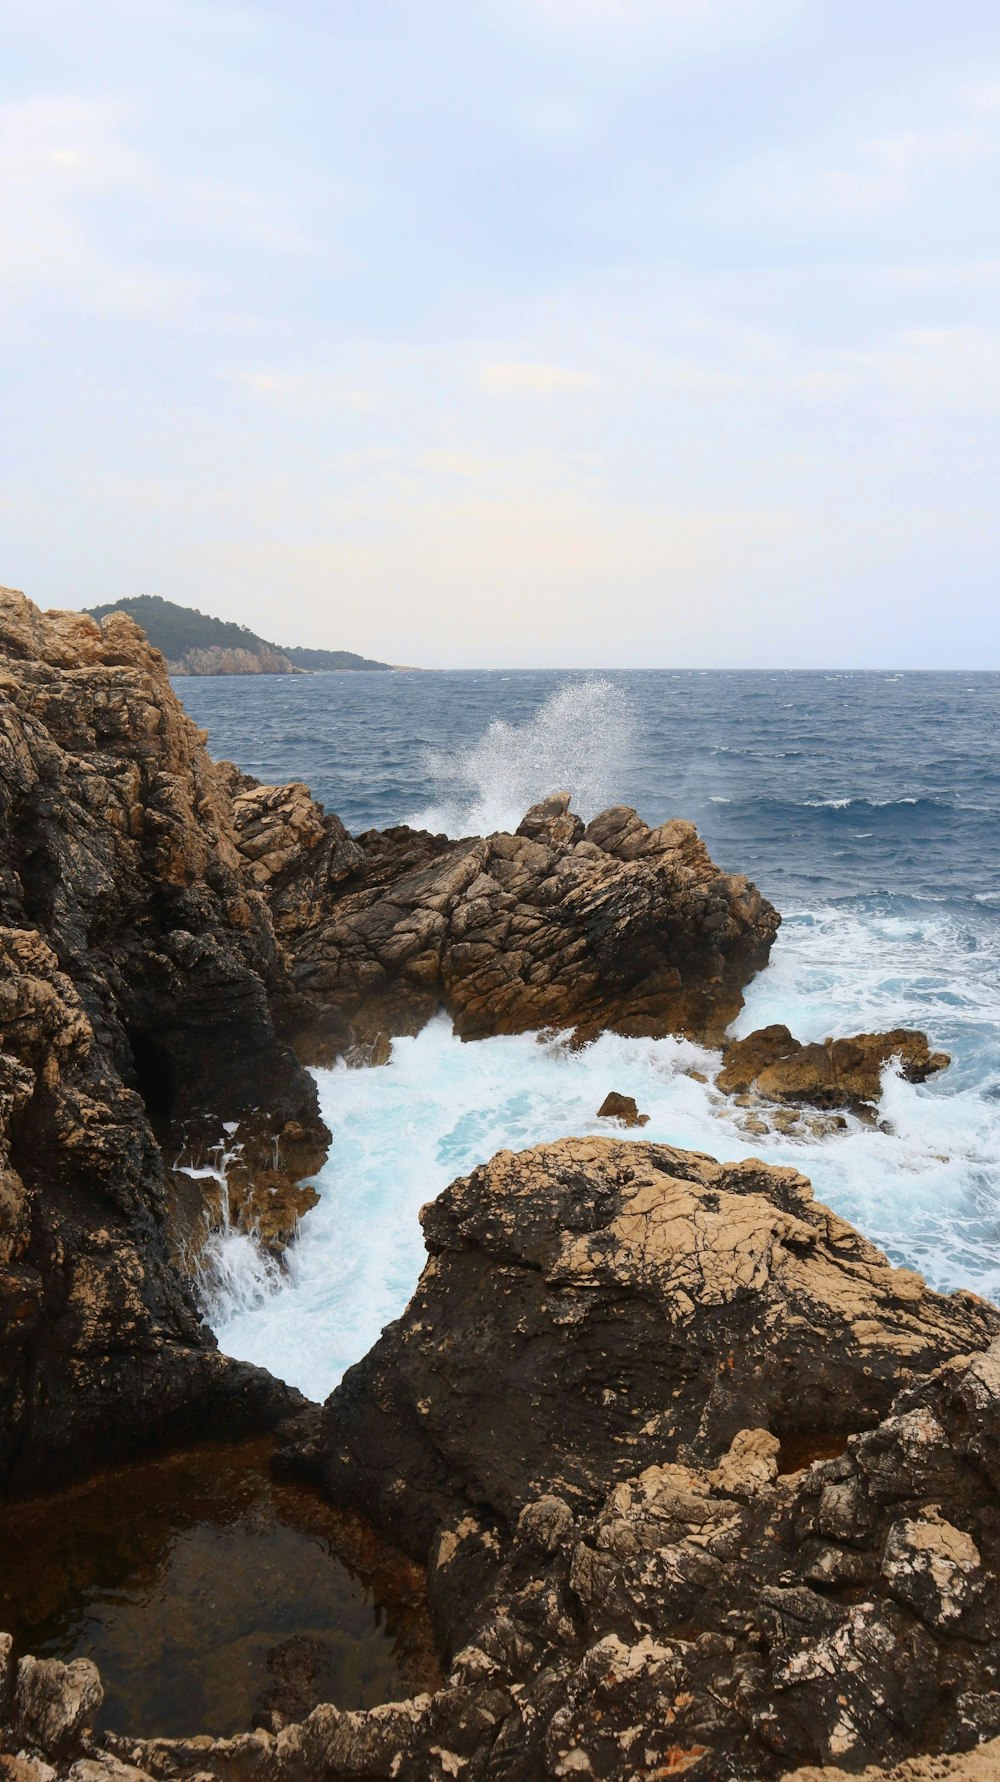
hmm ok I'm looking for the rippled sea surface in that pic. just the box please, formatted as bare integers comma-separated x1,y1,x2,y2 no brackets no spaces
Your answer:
174,670,1000,1399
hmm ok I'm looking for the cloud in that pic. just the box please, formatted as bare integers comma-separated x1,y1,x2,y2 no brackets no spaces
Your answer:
735,90,1000,225
0,94,315,326
477,359,596,393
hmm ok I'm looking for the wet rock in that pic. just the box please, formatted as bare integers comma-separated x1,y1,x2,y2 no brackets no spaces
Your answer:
596,1092,649,1127
62,1325,1000,1780
244,789,780,1052
9,1204,1000,1777
254,1638,342,1731
13,1657,102,1754
718,1024,950,1112
0,588,323,1493
311,1139,997,1557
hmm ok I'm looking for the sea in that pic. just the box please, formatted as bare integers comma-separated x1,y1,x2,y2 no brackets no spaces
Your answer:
172,669,1000,1404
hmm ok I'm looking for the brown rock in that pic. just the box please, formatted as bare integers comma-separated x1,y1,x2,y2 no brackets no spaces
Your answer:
13,1656,102,1753
718,1024,950,1112
60,1140,1000,1782
0,587,324,1494
244,790,780,1054
596,1091,649,1126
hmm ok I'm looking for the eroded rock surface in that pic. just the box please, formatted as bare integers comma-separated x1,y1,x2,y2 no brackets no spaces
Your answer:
6,1141,1000,1778
233,788,781,1050
309,1139,997,1556
0,588,326,1493
718,1024,950,1113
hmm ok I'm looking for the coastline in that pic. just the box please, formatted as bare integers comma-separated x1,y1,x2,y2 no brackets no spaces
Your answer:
2,586,999,1781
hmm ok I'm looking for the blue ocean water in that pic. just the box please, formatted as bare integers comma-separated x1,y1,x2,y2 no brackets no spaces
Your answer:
175,670,1000,1399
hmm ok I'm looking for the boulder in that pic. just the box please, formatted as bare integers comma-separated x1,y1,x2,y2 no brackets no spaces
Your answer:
718,1024,950,1112
309,1139,998,1561
596,1091,649,1126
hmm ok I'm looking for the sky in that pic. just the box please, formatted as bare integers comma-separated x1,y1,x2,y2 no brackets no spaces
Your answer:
1,0,999,668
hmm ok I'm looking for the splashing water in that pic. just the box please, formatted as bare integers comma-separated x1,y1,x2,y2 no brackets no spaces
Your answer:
192,669,1000,1401
181,1133,282,1325
209,992,1000,1404
407,677,637,836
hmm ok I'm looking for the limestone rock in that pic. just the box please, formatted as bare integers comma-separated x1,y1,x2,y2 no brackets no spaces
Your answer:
8,1144,1000,1778
718,1025,950,1112
13,1657,102,1753
310,1139,999,1560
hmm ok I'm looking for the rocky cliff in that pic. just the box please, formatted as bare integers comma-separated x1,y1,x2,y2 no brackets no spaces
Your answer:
0,588,328,1494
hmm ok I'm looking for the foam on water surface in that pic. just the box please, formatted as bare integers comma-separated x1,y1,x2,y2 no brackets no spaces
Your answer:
193,673,1000,1400
213,915,1000,1402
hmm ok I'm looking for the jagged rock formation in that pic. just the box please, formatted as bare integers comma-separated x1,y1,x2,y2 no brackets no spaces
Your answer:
718,1024,951,1113
0,588,328,1494
8,1140,1000,1780
232,787,781,1050
308,1139,998,1560
260,1141,1000,1778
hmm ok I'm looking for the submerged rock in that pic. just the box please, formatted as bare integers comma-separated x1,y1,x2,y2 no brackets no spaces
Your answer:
718,1023,950,1112
0,588,327,1494
236,787,780,1053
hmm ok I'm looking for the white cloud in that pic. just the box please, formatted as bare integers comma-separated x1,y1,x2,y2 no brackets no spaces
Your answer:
0,94,316,324
738,94,1000,224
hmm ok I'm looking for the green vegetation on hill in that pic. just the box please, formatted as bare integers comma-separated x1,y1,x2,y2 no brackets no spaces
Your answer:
84,594,392,673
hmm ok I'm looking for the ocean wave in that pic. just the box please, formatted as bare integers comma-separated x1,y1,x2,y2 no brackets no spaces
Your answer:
406,678,636,837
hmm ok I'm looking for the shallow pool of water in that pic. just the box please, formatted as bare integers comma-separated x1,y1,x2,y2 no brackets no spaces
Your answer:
0,1436,438,1738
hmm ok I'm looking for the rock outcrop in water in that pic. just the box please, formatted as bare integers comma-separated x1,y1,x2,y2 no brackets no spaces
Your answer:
0,587,327,1493
718,1024,951,1113
8,1139,1000,1781
233,787,781,1049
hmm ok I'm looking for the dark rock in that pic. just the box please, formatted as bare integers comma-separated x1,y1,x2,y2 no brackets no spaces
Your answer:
0,588,325,1494
596,1091,649,1126
311,1139,998,1564
46,1140,1000,1782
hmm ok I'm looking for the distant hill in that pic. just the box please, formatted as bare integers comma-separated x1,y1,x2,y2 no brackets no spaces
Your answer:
84,594,392,675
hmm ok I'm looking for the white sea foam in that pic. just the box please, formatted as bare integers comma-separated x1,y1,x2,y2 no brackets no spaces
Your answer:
210,898,1000,1400
406,678,636,837
184,1137,282,1324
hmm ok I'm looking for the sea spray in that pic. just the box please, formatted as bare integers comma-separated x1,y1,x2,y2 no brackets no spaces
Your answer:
187,669,1000,1399
180,1131,282,1324
407,677,637,836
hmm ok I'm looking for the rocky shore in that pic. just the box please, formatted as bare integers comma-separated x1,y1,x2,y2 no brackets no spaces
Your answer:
2,588,991,1781
0,589,326,1493
6,1143,1000,1779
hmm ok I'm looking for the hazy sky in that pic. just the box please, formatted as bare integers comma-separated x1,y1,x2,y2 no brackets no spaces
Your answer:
2,1,999,666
